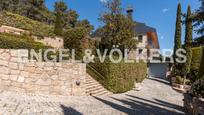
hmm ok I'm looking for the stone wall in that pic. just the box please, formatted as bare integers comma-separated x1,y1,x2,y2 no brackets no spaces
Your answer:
0,49,86,96
33,36,64,49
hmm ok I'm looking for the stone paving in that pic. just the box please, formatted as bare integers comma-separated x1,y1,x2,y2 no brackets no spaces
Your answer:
0,78,186,115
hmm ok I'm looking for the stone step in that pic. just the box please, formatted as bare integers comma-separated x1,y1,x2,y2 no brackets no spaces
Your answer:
86,86,105,93
85,80,97,84
85,84,103,90
85,74,112,97
85,82,101,87
86,88,110,96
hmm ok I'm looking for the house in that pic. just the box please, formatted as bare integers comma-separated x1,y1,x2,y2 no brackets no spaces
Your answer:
92,8,170,79
91,7,160,58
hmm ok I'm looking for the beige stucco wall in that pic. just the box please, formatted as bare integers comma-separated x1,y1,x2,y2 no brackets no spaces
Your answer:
0,49,86,96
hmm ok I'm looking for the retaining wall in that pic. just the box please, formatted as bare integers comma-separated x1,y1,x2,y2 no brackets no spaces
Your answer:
0,49,86,96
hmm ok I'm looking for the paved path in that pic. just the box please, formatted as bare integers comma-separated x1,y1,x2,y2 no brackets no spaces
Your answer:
0,78,185,115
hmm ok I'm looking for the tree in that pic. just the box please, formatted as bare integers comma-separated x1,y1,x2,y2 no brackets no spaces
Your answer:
54,12,63,36
64,27,87,57
100,0,136,51
173,3,182,75
183,5,193,85
67,9,79,28
194,0,204,45
54,1,68,36
76,19,94,33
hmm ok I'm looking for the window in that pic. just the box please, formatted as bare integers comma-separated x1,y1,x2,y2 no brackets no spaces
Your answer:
138,35,143,42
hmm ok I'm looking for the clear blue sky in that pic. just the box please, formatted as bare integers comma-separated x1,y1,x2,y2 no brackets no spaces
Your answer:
45,0,200,50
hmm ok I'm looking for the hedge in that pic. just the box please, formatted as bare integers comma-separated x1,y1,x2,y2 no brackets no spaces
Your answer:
189,47,204,98
191,47,203,71
0,33,50,49
0,11,55,37
189,47,203,82
88,57,147,93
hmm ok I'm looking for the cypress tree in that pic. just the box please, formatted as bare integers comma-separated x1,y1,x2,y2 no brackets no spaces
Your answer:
183,5,193,84
54,1,68,36
173,3,182,75
54,12,63,36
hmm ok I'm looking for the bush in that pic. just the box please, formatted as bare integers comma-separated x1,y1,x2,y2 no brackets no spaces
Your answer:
198,47,204,79
189,47,203,82
175,76,191,85
176,76,183,84
88,58,147,93
0,11,55,37
189,47,204,98
0,33,50,49
191,47,202,71
189,77,204,98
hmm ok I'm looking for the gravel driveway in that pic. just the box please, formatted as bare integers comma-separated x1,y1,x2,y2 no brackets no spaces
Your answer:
0,78,185,115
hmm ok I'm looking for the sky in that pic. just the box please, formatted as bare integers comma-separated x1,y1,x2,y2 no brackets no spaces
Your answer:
45,0,200,50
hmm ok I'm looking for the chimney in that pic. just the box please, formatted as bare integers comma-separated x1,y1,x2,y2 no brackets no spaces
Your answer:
127,6,133,20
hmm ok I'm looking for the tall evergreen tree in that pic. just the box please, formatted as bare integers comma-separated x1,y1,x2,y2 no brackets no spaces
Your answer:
183,5,193,84
67,9,79,28
173,3,182,75
54,12,63,36
54,1,68,36
194,0,204,46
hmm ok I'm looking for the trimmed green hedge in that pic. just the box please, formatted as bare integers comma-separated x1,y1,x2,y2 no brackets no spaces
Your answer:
88,58,147,93
0,33,50,49
0,11,55,37
189,47,204,98
189,47,203,82
191,47,203,71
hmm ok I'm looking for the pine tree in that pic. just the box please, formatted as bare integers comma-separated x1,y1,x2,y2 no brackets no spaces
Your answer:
183,5,193,85
194,0,204,45
173,3,182,75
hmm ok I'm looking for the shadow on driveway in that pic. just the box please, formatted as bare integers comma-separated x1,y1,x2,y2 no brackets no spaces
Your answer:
94,94,185,115
147,77,171,85
61,105,82,115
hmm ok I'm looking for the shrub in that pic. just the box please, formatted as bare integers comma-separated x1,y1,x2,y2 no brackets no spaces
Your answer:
198,47,204,79
189,77,204,98
189,47,203,82
176,76,183,84
0,11,55,37
189,48,204,98
0,33,50,49
88,58,147,93
191,47,202,71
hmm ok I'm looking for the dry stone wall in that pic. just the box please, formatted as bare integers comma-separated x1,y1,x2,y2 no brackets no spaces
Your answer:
0,49,86,96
